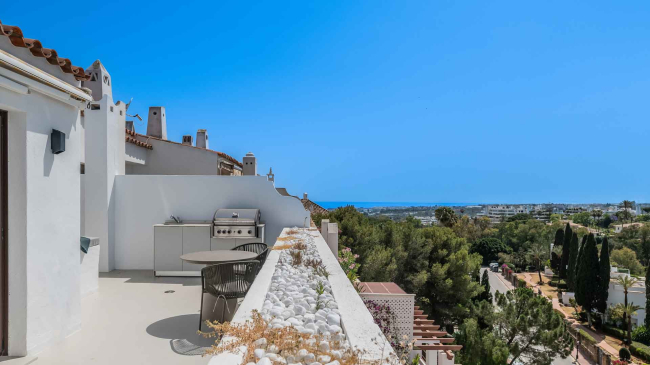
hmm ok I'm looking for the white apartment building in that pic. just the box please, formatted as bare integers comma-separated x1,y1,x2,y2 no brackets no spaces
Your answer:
477,205,530,223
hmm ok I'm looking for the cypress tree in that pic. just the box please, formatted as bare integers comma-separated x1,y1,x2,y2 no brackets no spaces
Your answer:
566,233,579,291
574,234,587,290
555,228,565,277
646,263,650,328
597,236,611,313
480,269,492,302
560,224,572,279
575,233,601,327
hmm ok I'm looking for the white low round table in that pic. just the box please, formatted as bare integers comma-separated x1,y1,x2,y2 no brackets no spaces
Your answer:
180,250,257,265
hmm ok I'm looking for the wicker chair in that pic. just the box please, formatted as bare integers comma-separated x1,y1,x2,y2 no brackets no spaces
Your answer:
200,260,259,329
232,243,269,268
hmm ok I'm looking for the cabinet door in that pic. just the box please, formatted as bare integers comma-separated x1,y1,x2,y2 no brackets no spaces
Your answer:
182,226,211,271
154,226,182,272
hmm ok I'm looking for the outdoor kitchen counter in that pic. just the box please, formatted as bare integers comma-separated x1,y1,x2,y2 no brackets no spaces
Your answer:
153,221,265,276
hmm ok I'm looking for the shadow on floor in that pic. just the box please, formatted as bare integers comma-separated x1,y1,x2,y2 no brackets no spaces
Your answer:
100,270,201,286
146,314,216,356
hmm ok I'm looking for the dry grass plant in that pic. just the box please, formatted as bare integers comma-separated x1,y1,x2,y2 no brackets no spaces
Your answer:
200,310,413,365
272,244,293,251
289,250,303,266
277,236,298,242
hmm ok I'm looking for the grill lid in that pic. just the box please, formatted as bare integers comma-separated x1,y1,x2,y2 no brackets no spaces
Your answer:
213,209,260,226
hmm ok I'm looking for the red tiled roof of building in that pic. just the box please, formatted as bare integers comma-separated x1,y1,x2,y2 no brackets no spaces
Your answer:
125,128,242,167
301,199,329,216
0,20,90,81
125,128,153,149
358,282,407,294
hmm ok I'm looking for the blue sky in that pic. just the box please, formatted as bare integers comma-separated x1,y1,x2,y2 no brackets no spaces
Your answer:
4,1,649,204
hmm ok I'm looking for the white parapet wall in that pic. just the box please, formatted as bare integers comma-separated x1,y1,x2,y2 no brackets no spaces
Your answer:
113,175,309,270
208,228,394,365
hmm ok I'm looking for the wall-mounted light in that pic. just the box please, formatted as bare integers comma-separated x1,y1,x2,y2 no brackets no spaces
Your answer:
51,129,66,154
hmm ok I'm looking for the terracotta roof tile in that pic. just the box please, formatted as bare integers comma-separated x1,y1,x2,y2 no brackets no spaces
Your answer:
125,134,153,150
0,20,90,81
301,199,329,216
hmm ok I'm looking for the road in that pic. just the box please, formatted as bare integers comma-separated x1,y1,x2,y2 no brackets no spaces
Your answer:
482,268,580,365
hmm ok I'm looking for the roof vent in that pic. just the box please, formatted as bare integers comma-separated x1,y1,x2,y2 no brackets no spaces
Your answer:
182,135,193,146
146,107,167,139
196,129,209,149
125,121,135,133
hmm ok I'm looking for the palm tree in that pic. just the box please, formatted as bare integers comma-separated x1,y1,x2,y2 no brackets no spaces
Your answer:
616,276,639,337
591,210,603,231
528,243,548,284
621,200,634,223
611,302,642,346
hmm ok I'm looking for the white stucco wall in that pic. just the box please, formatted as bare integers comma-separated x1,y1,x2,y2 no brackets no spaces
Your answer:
1,78,84,355
608,281,646,326
113,175,309,270
125,136,234,175
84,96,125,272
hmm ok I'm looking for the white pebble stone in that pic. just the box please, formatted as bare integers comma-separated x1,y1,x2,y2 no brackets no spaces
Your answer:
253,338,267,349
303,353,316,362
318,355,331,363
318,341,330,352
328,325,342,333
265,353,278,361
326,361,341,365
297,349,308,359
267,345,279,354
326,313,341,326
254,349,266,359
256,358,272,365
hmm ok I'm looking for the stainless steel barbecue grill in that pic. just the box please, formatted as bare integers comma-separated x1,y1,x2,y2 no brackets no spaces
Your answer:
212,209,261,239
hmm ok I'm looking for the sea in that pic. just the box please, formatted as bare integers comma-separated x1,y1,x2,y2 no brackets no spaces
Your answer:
314,202,477,209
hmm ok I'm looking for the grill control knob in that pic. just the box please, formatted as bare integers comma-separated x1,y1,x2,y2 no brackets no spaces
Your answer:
237,230,242,234
217,230,221,234
227,230,232,234
248,230,252,234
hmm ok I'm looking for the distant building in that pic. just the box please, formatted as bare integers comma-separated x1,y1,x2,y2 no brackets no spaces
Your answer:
124,110,243,176
477,205,529,223
606,267,646,327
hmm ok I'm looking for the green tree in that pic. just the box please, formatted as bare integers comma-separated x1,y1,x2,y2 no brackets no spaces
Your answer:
646,263,650,328
575,233,600,327
471,237,511,265
610,247,644,275
550,214,562,223
528,242,548,284
494,288,574,364
454,318,510,365
478,269,492,303
571,212,592,226
566,233,579,291
417,227,483,330
597,236,611,313
621,200,634,223
434,207,458,228
560,223,572,279
507,213,533,222
573,234,587,289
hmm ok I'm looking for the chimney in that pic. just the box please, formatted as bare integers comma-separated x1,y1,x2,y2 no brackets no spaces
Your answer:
196,129,209,149
182,135,193,146
146,107,167,139
303,193,308,200
125,121,135,133
243,152,256,176
82,60,112,102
